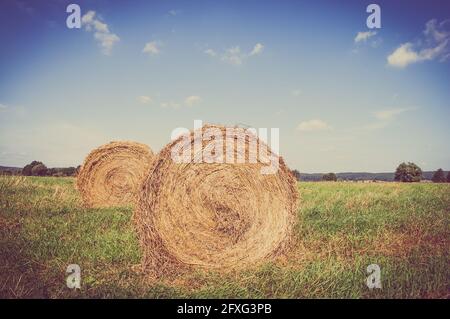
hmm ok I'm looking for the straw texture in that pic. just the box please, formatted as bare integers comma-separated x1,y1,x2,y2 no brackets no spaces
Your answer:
135,125,298,275
77,141,154,208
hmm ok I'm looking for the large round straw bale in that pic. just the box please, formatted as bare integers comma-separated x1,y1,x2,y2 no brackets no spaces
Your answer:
135,125,298,274
77,141,154,208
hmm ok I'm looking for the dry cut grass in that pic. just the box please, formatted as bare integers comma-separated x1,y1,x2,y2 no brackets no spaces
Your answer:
0,176,449,298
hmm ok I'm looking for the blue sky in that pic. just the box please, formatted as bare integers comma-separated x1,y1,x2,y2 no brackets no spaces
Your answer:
0,0,449,172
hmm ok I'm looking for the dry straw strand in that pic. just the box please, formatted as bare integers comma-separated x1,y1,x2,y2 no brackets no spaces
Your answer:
77,141,154,208
135,125,299,276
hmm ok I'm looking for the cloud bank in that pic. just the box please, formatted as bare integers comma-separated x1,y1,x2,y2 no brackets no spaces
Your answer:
388,19,450,68
205,43,264,65
82,11,120,55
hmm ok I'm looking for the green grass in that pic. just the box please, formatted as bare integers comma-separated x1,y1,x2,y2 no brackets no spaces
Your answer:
0,176,448,298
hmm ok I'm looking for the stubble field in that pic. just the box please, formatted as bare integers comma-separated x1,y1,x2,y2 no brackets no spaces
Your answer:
0,176,448,298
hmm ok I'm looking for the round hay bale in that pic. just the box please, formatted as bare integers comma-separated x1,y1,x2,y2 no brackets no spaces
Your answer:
135,125,298,274
77,141,154,208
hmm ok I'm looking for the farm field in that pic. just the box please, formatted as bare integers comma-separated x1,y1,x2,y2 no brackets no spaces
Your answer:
0,176,448,298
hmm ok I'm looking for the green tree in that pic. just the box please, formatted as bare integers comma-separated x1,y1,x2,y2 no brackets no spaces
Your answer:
322,172,337,181
431,168,446,183
62,167,77,176
394,162,422,182
31,163,48,176
291,169,301,181
22,161,43,176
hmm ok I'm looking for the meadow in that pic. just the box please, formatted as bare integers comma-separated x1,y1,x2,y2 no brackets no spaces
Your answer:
0,176,448,298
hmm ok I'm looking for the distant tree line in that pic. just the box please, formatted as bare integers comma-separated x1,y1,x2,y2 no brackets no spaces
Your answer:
291,162,450,183
21,161,80,177
322,172,337,181
395,162,450,183
4,160,450,182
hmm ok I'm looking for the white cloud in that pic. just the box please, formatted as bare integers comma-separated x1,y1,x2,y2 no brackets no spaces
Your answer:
143,41,161,55
92,20,109,33
388,19,450,68
207,43,265,65
362,107,416,130
424,19,450,42
0,103,7,111
185,95,202,106
204,48,217,57
249,43,264,56
81,11,120,55
374,108,410,120
158,95,202,108
354,31,377,43
297,119,332,132
94,32,120,54
387,43,424,68
138,96,153,104
81,10,95,25
168,9,180,16
222,46,244,65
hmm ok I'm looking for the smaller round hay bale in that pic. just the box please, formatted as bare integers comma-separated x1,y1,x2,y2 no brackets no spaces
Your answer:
77,141,154,208
135,125,299,275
